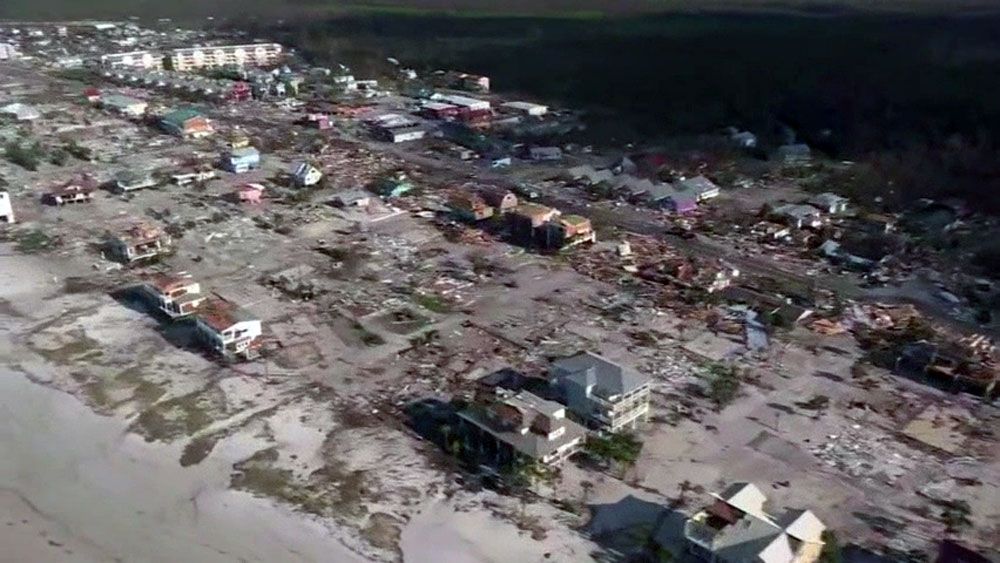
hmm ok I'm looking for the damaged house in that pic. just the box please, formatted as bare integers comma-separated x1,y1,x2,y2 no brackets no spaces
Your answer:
142,272,207,319
107,223,172,264
477,185,518,213
44,181,95,205
538,214,596,249
457,389,586,466
682,482,826,563
448,190,494,222
193,296,263,360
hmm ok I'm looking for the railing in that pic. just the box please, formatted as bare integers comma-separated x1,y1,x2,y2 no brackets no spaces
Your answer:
683,519,718,550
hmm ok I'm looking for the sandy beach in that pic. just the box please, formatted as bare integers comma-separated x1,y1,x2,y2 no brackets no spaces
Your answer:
0,368,370,563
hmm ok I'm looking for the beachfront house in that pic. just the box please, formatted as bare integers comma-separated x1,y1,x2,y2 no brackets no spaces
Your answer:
107,223,172,264
142,272,207,319
551,351,651,433
193,296,263,360
457,389,586,466
682,482,826,563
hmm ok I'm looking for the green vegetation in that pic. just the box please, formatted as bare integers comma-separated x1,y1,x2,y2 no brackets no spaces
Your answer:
935,498,973,532
500,457,552,491
819,530,843,563
180,434,220,467
63,141,93,161
584,432,643,469
48,148,69,166
3,141,43,171
705,363,741,409
14,230,57,253
413,292,451,314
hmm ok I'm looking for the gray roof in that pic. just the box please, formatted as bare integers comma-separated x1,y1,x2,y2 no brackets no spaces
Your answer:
677,175,719,195
552,351,650,398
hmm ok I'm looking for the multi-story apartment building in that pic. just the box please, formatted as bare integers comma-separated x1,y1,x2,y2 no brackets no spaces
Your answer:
100,50,163,70
551,351,651,433
166,43,282,72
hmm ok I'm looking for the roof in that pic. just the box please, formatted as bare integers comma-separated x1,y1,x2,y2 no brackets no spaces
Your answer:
161,108,205,127
147,272,196,294
422,101,458,111
1,102,41,121
809,192,848,206
646,183,678,201
502,101,548,111
196,296,257,333
677,175,719,194
449,190,489,210
775,509,825,543
458,391,586,459
50,181,95,196
552,351,650,399
693,483,827,563
102,94,146,108
560,214,591,228
716,482,768,516
713,519,792,563
513,202,557,221
774,203,821,220
567,165,615,185
476,185,516,207
390,125,429,136
229,146,259,158
117,223,167,245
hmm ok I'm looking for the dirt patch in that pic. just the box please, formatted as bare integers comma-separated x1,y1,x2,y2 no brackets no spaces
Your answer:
180,433,222,467
31,329,103,365
362,512,403,554
131,384,227,442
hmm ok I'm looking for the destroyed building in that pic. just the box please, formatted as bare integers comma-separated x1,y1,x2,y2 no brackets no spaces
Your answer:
457,389,586,466
44,181,95,205
107,223,172,264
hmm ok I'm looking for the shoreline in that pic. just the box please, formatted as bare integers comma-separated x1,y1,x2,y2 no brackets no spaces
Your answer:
0,366,372,563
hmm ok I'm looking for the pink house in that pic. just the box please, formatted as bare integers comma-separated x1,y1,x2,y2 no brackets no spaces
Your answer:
237,183,264,204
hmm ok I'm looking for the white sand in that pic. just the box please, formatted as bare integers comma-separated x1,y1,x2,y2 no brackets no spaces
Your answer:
0,369,369,563
400,495,598,563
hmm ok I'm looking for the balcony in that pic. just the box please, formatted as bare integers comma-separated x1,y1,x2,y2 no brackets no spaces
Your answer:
683,517,719,551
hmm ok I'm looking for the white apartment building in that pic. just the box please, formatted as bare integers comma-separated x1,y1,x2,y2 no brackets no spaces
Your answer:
100,50,163,70
166,43,282,72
